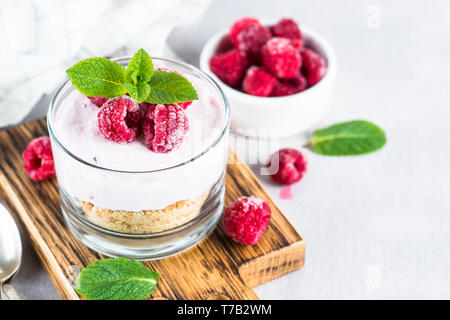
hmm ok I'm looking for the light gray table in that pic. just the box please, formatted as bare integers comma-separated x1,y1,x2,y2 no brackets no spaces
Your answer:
10,0,450,299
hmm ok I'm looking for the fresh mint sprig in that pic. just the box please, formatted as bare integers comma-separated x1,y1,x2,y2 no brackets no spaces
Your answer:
123,49,153,102
66,49,198,104
67,57,127,98
306,120,386,156
75,257,160,300
145,70,199,104
124,48,154,85
124,82,151,103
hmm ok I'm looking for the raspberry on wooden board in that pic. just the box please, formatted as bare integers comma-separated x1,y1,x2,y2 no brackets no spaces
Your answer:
22,136,56,181
223,196,272,245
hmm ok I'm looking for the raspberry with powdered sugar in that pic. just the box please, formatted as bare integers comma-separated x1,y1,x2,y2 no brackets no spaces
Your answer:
143,103,189,153
262,37,301,79
242,66,279,97
270,18,303,41
97,96,143,143
223,196,272,245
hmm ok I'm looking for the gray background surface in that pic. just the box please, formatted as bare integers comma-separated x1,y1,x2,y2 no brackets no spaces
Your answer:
9,0,450,299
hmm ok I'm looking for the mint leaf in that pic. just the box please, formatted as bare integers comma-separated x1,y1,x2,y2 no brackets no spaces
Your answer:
66,49,198,104
67,57,127,98
145,71,198,104
125,82,151,103
75,258,160,300
125,49,154,85
308,120,386,156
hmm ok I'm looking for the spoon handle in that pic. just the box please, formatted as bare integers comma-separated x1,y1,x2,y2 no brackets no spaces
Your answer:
3,283,21,300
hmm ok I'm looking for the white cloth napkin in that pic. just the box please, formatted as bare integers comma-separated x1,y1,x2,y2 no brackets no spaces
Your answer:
0,0,210,127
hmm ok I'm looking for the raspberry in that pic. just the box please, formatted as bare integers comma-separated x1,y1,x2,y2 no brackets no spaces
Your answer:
209,49,248,87
291,72,308,91
242,66,278,97
236,24,271,64
139,102,152,112
223,196,271,245
229,17,260,47
270,18,302,41
267,148,307,185
216,35,234,54
22,136,55,181
97,96,142,143
178,101,192,109
291,39,304,51
301,48,326,86
271,81,298,97
262,37,301,79
88,96,108,108
271,72,308,96
155,68,192,109
143,104,189,153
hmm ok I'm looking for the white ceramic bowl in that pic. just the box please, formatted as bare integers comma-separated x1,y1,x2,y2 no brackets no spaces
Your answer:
200,25,337,138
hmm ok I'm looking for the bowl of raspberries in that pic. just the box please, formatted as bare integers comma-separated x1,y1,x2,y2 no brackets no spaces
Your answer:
200,17,336,138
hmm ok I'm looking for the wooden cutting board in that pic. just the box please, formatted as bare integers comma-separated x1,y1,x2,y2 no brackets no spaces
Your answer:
0,118,305,300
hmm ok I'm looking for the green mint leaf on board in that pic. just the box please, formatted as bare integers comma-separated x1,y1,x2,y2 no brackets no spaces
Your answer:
67,57,127,98
75,257,160,300
124,82,151,103
124,48,154,85
145,70,198,104
308,120,386,156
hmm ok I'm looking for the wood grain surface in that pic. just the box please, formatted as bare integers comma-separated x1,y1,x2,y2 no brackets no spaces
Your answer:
0,119,305,300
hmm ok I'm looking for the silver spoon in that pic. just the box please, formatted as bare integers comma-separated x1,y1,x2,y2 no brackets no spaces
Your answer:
0,201,22,300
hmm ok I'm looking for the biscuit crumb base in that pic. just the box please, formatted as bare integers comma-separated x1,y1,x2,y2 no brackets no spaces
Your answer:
79,190,210,234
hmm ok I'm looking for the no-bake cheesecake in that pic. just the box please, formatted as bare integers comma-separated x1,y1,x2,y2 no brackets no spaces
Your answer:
50,52,228,235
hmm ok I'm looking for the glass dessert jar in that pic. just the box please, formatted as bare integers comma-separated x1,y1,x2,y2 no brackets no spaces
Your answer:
47,57,230,260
